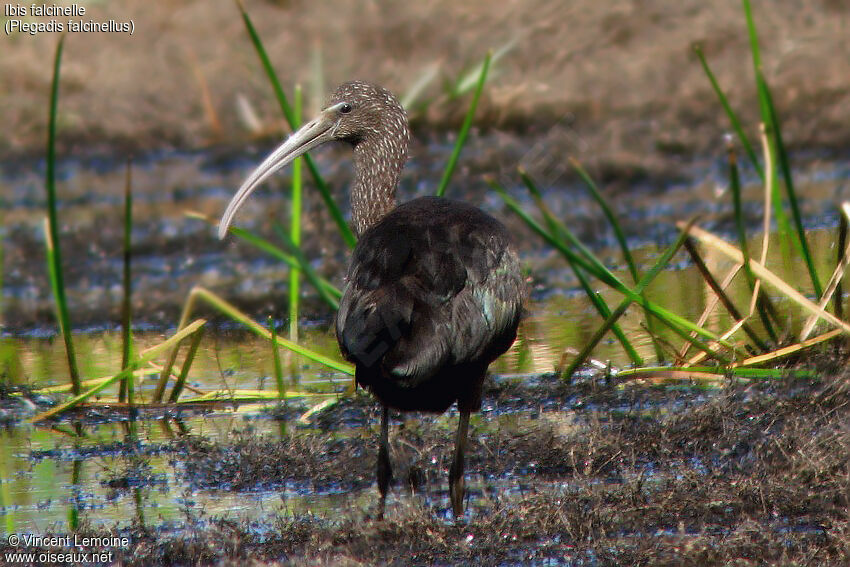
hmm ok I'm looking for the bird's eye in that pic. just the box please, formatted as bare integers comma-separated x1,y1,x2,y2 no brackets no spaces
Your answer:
340,103,352,114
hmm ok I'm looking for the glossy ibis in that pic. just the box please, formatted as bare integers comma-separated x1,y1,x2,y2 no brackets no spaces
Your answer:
219,81,524,517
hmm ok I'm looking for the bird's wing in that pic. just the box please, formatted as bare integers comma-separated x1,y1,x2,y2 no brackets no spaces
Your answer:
336,213,523,388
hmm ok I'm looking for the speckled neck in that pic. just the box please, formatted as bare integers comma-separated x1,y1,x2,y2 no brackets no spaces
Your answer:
326,81,412,235
351,135,408,235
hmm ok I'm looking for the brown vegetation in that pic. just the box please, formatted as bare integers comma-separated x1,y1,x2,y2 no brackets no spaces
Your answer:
2,0,849,162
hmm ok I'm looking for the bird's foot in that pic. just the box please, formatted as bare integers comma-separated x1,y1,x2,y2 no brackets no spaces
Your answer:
377,453,392,521
449,469,465,518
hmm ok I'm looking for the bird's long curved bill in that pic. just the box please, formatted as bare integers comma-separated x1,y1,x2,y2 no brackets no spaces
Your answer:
218,116,335,239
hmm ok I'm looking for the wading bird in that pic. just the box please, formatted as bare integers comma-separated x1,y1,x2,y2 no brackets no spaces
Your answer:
219,81,524,517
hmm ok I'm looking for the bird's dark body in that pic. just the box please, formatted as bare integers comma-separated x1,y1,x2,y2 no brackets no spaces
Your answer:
336,196,523,413
222,80,525,517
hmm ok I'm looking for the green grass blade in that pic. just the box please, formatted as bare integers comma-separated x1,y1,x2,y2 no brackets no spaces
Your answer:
508,176,626,290
729,143,753,283
693,44,763,180
567,159,666,362
68,460,81,531
742,1,792,260
760,72,822,300
572,265,643,366
684,238,768,351
742,0,763,79
235,0,294,127
566,161,638,282
273,224,340,311
563,224,729,379
201,209,342,310
289,85,303,339
759,100,793,267
120,159,135,403
561,299,632,381
401,63,440,110
189,208,343,303
227,224,341,302
268,317,286,401
168,326,205,403
490,179,619,283
615,366,813,380
452,41,514,97
177,390,331,403
132,486,145,527
728,143,778,342
0,445,14,534
519,170,643,366
236,0,356,249
305,161,357,249
44,36,81,396
0,223,4,354
836,214,847,321
764,123,793,263
436,51,491,198
191,287,353,374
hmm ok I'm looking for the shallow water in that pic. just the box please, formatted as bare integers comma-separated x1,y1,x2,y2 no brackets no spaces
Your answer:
0,387,708,535
2,136,848,330
0,414,324,533
1,136,850,540
1,218,837,393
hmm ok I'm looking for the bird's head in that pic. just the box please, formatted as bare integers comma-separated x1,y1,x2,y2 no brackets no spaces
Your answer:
218,81,408,239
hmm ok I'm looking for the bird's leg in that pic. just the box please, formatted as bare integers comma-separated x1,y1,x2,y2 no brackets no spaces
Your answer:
449,409,470,518
377,404,392,520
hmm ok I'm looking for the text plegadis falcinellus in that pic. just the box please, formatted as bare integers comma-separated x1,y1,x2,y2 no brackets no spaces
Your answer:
219,81,524,517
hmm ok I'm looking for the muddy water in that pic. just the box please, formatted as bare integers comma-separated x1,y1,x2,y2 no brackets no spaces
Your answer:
1,137,850,540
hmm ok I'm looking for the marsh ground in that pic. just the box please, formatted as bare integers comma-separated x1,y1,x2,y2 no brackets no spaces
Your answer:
3,366,849,565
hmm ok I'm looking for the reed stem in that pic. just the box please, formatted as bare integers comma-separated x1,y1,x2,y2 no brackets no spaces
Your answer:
119,159,135,403
289,85,303,341
44,35,81,396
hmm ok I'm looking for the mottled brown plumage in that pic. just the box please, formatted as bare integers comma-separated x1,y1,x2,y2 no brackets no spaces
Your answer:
328,82,410,235
219,81,524,518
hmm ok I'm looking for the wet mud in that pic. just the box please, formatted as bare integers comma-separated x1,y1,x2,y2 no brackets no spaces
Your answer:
4,365,849,565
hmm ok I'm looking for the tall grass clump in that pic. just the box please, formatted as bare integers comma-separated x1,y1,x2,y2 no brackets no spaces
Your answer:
30,42,211,419
695,0,821,299
269,317,286,401
495,0,844,381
